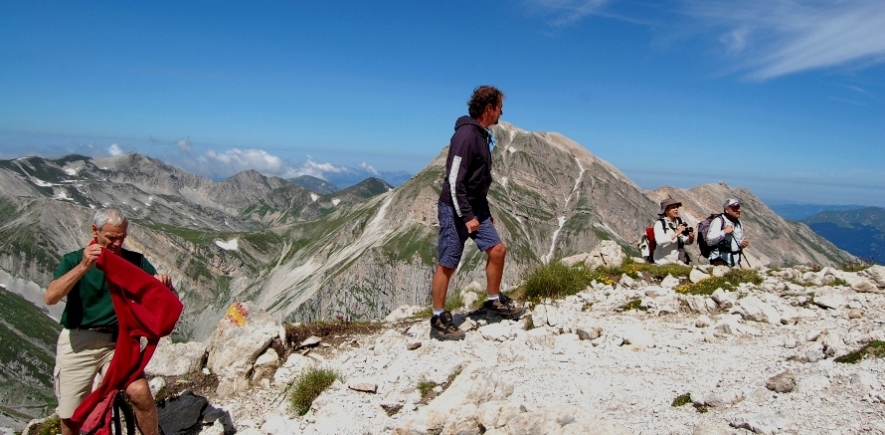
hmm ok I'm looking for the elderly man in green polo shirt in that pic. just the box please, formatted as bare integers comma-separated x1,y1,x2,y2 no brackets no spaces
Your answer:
44,207,174,435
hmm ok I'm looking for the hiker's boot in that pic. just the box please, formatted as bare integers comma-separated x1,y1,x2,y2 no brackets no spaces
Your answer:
429,310,465,341
483,295,524,321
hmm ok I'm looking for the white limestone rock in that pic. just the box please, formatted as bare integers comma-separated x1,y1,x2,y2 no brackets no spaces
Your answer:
250,347,280,384
561,252,589,267
711,265,730,277
584,240,626,270
730,411,790,435
711,288,738,310
478,322,516,342
502,404,631,435
145,337,207,377
733,295,781,325
273,353,315,387
148,376,166,397
813,288,850,310
385,305,424,323
206,302,280,398
659,275,680,289
690,268,711,283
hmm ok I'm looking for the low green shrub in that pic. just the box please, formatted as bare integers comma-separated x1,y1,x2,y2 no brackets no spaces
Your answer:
671,393,692,407
417,379,437,403
621,298,646,311
290,368,339,416
523,261,594,301
522,258,696,302
675,268,762,295
841,259,873,272
38,415,61,435
835,341,885,364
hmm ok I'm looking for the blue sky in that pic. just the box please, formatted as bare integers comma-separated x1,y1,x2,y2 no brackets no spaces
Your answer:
1,1,883,206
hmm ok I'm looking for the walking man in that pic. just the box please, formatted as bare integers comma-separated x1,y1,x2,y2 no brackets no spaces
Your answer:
44,207,175,435
430,85,522,341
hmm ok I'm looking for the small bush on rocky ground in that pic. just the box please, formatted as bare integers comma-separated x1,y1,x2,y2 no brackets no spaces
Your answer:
841,259,873,272
671,393,692,407
523,261,594,301
36,415,60,435
290,368,339,416
675,268,762,295
416,379,437,403
620,298,646,311
416,366,462,405
834,341,885,364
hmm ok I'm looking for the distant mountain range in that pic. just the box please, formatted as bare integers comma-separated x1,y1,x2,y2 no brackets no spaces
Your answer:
800,207,885,265
316,168,412,190
765,202,867,221
288,175,340,195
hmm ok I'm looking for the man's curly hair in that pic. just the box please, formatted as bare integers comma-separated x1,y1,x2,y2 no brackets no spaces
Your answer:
468,86,504,119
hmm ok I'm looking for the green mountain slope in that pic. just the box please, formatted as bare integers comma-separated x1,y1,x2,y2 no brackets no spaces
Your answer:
801,207,885,264
0,287,61,425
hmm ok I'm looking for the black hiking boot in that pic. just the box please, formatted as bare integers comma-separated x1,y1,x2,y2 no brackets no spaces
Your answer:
483,294,524,321
429,310,465,341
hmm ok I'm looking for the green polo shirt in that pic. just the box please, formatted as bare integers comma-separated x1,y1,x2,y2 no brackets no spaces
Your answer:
54,248,157,329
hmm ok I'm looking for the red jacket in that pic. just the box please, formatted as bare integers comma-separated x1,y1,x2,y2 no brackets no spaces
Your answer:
71,245,183,429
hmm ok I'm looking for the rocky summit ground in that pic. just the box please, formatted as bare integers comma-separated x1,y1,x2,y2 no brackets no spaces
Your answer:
20,262,885,435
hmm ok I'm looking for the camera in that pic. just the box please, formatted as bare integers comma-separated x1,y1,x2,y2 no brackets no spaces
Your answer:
681,226,694,236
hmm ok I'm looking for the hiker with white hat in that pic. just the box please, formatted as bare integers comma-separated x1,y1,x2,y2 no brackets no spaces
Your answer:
652,198,695,265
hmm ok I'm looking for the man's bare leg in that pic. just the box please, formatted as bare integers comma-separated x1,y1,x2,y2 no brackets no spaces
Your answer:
60,418,79,435
431,265,456,310
126,378,158,435
485,243,506,297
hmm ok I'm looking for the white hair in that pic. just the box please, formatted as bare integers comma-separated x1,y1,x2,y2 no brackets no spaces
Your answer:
93,207,128,229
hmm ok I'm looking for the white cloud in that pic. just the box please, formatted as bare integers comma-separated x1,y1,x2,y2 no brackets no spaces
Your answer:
198,148,287,178
683,0,885,79
285,156,352,179
358,162,379,175
526,0,610,27
108,144,123,156
177,137,192,152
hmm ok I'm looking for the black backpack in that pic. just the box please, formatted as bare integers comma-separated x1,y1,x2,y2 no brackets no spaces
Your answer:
697,213,726,258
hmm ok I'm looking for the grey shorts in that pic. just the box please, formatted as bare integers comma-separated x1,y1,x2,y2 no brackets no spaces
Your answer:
53,328,115,419
437,201,502,269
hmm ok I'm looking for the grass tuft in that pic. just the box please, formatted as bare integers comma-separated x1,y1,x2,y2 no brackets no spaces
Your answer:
671,393,692,407
841,259,873,272
37,415,61,435
290,368,339,416
675,268,762,295
834,341,885,364
621,298,646,311
417,379,437,403
521,258,693,302
523,261,593,301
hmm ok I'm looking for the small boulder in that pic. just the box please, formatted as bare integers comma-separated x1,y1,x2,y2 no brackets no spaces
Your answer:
765,371,796,393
